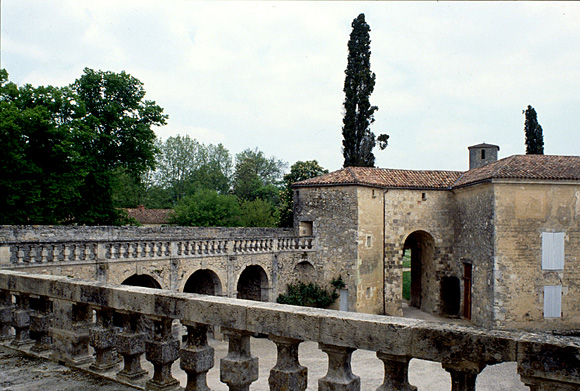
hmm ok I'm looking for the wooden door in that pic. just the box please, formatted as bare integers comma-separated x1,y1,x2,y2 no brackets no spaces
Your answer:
463,263,472,320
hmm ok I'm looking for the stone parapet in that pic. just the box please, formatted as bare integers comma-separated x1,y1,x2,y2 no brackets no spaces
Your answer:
0,270,579,391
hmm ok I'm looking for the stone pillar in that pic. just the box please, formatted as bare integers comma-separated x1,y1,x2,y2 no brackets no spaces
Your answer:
29,296,53,353
116,312,147,381
519,376,580,391
268,335,307,391
376,352,417,391
11,293,32,347
318,343,360,391
180,321,214,391
145,316,181,391
50,300,92,365
0,289,12,340
442,362,485,391
220,328,258,391
89,307,120,372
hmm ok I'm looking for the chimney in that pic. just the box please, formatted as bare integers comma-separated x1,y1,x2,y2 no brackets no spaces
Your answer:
468,143,499,170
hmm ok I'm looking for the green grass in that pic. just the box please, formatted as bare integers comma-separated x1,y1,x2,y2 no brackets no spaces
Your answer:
402,270,411,300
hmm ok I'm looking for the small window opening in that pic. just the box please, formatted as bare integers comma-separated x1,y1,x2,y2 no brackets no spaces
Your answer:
299,221,313,237
421,192,427,201
481,150,486,159
366,235,372,248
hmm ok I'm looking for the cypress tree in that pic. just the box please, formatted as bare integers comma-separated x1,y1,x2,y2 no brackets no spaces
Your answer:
524,105,544,155
342,13,388,167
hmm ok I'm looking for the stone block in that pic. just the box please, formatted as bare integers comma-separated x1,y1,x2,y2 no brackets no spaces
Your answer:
220,356,259,386
89,327,117,349
12,309,30,328
246,301,320,340
180,345,214,373
116,332,145,356
146,339,180,364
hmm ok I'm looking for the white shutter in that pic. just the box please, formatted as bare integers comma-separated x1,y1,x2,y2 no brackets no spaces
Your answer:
543,285,562,318
542,232,565,270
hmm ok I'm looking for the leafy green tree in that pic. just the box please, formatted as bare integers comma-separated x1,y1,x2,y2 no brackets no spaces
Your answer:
279,160,328,227
154,135,233,204
342,13,388,168
524,105,544,155
170,189,241,227
70,68,166,225
277,282,338,308
0,68,166,225
232,147,286,204
239,199,279,227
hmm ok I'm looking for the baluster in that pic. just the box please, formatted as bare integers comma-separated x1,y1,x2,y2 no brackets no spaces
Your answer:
107,243,115,260
145,316,180,391
28,245,36,263
164,242,171,257
0,289,12,340
135,242,143,258
62,244,71,262
29,295,53,352
220,328,258,391
269,335,307,391
89,307,120,372
318,343,360,391
442,362,485,391
376,352,416,391
116,312,148,381
50,300,92,365
73,244,81,261
180,321,214,391
50,244,58,262
16,245,24,264
11,293,32,346
39,245,48,262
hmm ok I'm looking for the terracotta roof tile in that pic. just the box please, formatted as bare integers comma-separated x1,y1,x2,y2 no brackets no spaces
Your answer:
125,207,172,225
293,167,463,190
454,155,580,187
293,155,580,190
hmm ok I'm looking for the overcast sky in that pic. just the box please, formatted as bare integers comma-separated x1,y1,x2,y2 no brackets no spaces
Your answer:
3,1,579,172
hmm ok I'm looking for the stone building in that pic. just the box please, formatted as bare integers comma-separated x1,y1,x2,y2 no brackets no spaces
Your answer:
292,144,580,331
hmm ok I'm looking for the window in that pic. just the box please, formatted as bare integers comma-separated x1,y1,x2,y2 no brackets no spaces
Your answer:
366,235,372,248
542,232,565,270
543,285,562,318
299,221,313,237
421,192,427,201
481,149,486,159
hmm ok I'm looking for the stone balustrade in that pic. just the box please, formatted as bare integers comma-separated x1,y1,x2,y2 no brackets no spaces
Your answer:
2,236,315,266
1,269,579,391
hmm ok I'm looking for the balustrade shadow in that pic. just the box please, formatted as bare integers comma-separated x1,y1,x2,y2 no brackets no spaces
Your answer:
0,270,578,391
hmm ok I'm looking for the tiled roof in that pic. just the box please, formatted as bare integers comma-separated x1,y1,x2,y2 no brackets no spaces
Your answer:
293,155,580,190
293,167,463,190
125,207,172,225
453,155,580,187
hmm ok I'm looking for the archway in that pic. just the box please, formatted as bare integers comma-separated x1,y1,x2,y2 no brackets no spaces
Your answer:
294,261,315,284
440,276,461,317
403,231,435,310
237,265,269,301
122,274,161,289
184,269,222,296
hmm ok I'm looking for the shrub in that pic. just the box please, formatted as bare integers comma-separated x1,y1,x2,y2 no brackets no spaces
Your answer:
277,282,338,308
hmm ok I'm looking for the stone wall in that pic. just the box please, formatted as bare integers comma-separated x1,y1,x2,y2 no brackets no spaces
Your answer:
453,183,496,328
294,186,359,311
493,181,580,331
383,189,456,316
356,187,385,314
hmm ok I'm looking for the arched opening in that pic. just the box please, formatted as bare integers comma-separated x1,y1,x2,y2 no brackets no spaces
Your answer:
122,274,161,289
183,269,222,296
440,276,461,317
294,261,315,284
403,231,435,310
237,265,269,302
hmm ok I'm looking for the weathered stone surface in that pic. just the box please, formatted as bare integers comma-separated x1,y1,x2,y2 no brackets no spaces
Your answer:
318,343,360,391
269,335,307,391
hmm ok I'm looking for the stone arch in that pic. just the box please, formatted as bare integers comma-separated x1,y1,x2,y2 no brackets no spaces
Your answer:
294,261,316,284
183,269,222,296
403,230,435,311
121,274,162,289
237,265,269,302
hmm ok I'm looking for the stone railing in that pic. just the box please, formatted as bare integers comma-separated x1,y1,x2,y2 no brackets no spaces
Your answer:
1,270,579,391
1,236,316,266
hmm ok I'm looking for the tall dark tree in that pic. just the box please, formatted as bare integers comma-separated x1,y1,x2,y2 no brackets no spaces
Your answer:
524,105,544,155
342,13,388,167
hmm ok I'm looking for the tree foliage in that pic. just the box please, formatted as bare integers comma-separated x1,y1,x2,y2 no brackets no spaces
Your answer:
0,68,166,225
278,160,328,228
170,189,241,227
524,105,544,155
277,282,339,308
232,148,286,203
341,13,388,168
